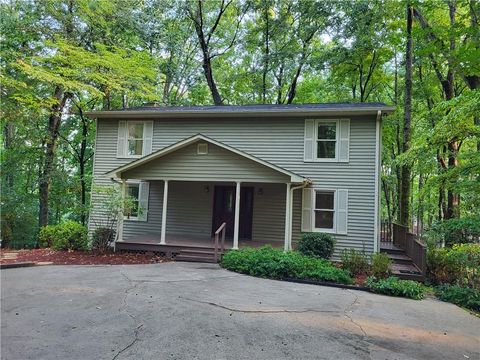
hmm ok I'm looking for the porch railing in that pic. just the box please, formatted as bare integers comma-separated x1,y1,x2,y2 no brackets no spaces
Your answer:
214,222,226,262
393,223,427,276
380,219,392,242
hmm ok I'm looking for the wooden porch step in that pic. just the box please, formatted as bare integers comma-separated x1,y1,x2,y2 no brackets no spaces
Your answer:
175,248,222,263
391,263,424,281
385,253,413,265
380,243,405,255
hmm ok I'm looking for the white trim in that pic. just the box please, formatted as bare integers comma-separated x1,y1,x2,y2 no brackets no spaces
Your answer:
284,183,291,252
123,180,143,222
160,180,168,244
111,176,302,184
304,119,350,163
374,110,382,252
116,180,126,245
312,189,337,233
106,134,306,183
233,181,241,249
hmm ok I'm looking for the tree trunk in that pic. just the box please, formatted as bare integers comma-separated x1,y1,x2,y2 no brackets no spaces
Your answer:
38,87,71,227
399,3,413,227
261,4,270,104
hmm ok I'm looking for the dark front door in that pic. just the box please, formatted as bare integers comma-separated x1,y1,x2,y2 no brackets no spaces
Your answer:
212,186,253,240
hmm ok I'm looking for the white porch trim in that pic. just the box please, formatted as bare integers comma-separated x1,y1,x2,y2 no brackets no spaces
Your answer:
116,179,126,249
160,180,169,244
233,181,241,249
284,183,291,252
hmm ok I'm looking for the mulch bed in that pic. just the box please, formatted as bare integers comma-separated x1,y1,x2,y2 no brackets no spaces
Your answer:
0,249,168,265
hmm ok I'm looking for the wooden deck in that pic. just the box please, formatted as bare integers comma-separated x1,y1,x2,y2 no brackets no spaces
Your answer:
115,233,283,256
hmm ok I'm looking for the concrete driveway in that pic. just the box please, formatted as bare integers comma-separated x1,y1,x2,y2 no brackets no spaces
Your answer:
1,263,479,360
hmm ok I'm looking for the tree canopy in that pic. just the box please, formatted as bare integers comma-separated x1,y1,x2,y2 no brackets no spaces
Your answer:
1,0,479,248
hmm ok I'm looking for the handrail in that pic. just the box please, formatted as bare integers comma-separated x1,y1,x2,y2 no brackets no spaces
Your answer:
392,223,427,277
214,222,227,262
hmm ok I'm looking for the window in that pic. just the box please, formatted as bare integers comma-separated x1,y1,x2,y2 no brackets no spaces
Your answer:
316,121,337,159
314,190,335,230
117,121,153,158
304,119,349,162
123,181,149,221
302,188,348,234
125,183,140,219
127,122,144,156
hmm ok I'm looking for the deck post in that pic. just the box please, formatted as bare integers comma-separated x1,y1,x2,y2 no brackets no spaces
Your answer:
284,183,291,252
233,181,241,249
160,180,169,244
116,179,126,248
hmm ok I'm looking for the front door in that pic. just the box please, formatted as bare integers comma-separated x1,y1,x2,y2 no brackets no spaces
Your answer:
212,186,253,240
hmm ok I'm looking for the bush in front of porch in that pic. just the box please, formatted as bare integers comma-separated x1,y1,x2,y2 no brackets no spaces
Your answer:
220,246,352,285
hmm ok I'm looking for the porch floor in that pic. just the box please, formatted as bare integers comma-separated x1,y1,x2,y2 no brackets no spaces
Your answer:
116,233,283,251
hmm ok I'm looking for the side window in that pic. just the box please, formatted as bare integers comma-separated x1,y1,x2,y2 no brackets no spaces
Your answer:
127,122,144,156
302,188,348,234
316,122,337,159
117,121,153,158
124,182,149,221
314,190,335,230
304,119,349,162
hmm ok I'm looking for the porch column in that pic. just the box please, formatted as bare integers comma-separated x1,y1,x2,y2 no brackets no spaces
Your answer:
233,181,241,249
160,180,169,244
116,179,126,249
284,183,291,252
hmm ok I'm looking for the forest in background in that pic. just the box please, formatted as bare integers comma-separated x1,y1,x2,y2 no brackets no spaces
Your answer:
1,0,479,248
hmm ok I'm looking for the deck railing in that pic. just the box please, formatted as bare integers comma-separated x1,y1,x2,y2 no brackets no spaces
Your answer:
214,222,226,262
393,223,427,275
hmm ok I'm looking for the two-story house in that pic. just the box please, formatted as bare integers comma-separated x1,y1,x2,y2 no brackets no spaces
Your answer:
87,103,394,262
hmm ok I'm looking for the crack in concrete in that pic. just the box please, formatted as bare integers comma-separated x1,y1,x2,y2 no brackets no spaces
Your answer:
111,272,144,360
120,275,241,284
343,291,367,337
112,324,143,360
178,296,339,314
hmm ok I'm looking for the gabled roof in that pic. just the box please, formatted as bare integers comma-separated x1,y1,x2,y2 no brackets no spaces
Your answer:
106,134,308,184
86,103,395,119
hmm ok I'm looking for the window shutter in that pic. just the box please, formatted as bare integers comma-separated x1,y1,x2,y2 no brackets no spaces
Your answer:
117,121,127,158
338,119,350,162
143,121,154,155
304,119,315,162
301,188,313,232
138,182,150,221
336,189,348,234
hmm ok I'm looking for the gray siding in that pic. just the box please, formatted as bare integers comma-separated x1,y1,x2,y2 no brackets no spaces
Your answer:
89,115,377,256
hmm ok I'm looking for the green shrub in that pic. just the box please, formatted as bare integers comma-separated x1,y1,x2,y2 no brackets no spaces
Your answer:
91,227,114,254
434,284,480,312
298,232,335,259
427,244,480,288
39,221,88,251
39,225,60,248
426,217,480,247
371,252,392,279
341,249,370,276
221,246,352,284
366,276,426,300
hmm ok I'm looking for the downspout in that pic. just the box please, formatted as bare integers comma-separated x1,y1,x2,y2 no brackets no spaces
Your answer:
288,180,310,250
374,110,382,252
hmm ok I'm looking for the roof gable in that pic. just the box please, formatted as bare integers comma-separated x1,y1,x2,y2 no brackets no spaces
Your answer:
106,134,307,184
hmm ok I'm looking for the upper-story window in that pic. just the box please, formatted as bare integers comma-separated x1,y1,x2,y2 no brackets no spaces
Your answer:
117,120,153,158
316,121,337,159
127,122,144,156
304,119,350,162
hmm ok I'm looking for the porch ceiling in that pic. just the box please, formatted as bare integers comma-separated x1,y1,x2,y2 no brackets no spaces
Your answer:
106,134,308,184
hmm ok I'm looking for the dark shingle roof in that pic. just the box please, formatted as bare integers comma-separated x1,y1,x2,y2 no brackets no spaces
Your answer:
86,102,395,118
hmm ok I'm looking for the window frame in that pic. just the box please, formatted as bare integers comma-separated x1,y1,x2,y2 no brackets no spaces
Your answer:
125,121,145,159
314,119,339,162
124,181,141,221
312,189,337,233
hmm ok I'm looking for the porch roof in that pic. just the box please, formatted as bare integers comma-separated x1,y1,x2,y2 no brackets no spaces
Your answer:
105,134,308,184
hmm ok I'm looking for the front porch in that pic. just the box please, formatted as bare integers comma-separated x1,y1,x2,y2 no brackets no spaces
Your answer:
115,234,285,262
107,134,308,261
